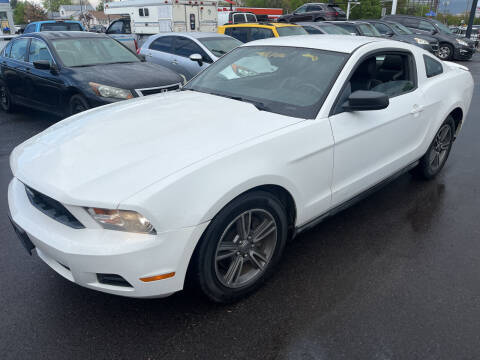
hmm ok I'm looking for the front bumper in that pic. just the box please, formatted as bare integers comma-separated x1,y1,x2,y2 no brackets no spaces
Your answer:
453,44,475,60
8,178,208,298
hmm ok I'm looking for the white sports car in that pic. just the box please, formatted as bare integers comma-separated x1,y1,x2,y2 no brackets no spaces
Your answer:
8,35,473,302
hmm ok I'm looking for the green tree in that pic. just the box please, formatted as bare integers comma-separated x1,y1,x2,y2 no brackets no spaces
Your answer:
41,0,72,13
13,1,25,24
349,0,382,19
96,1,104,12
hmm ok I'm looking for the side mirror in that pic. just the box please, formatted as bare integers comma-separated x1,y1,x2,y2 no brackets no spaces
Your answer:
385,31,394,37
189,53,203,66
33,60,51,70
431,29,438,35
342,90,389,111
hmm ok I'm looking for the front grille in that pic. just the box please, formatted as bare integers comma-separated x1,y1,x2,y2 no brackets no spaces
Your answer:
25,185,84,229
97,273,133,287
135,83,181,97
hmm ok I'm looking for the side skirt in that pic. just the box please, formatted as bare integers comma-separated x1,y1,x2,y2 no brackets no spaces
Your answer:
294,160,419,237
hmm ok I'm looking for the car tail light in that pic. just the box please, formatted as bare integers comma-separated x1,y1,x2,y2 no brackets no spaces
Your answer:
134,39,139,53
336,11,339,16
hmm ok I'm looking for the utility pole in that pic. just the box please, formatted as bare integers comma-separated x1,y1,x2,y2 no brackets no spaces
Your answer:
391,0,397,14
466,0,479,38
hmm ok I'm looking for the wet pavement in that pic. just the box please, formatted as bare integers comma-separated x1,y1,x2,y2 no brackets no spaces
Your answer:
1,58,480,360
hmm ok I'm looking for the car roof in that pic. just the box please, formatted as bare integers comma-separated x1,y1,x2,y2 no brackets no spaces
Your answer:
296,22,337,27
328,20,369,25
244,34,385,53
221,23,300,29
29,20,82,25
25,31,106,40
153,32,233,39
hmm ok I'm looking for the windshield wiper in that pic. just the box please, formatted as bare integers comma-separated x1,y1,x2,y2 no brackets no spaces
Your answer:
223,94,270,111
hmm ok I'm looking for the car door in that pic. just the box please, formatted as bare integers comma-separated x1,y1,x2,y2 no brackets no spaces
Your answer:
291,5,309,22
24,38,64,113
329,50,429,206
306,5,323,21
172,36,212,79
2,37,30,104
145,35,176,70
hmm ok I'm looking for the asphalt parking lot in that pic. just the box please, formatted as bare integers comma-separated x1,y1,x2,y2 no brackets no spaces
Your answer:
1,58,480,360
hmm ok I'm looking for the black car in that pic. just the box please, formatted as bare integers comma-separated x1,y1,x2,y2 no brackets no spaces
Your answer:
296,21,351,35
277,3,346,23
383,15,476,60
365,19,439,54
0,32,183,116
323,21,381,37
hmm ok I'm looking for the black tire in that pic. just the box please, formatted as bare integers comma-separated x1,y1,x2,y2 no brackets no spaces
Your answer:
0,80,14,113
437,43,453,61
413,116,455,180
192,191,288,303
69,94,90,115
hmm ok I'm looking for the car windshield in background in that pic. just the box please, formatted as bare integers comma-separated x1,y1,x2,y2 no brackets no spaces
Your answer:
276,26,308,36
40,23,83,31
52,37,139,67
185,46,347,119
433,20,453,34
320,24,350,35
358,23,381,37
390,22,413,35
198,37,243,58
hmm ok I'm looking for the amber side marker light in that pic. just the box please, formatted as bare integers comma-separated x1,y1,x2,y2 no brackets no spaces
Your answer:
140,272,175,282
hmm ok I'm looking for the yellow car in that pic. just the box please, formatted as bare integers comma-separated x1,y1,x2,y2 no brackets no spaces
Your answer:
218,23,308,43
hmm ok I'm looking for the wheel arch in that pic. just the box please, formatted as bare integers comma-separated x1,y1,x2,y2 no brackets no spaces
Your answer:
449,107,463,136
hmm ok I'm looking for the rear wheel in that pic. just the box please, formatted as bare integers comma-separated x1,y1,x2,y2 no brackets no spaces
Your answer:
437,43,453,60
69,94,90,115
414,116,455,180
0,80,14,113
192,191,288,303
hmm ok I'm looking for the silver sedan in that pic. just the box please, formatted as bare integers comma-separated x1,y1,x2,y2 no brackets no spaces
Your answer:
140,32,242,80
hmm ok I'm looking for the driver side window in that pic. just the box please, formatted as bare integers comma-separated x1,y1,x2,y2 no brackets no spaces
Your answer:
334,52,416,114
295,6,308,13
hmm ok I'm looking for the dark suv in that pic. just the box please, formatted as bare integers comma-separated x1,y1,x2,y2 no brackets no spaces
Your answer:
277,3,346,23
365,19,439,55
383,15,476,60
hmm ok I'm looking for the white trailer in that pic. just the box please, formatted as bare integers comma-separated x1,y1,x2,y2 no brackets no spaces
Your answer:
104,0,218,34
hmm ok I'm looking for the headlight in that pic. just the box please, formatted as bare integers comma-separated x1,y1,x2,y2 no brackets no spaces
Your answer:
456,38,468,46
89,82,133,100
87,208,156,234
414,37,429,45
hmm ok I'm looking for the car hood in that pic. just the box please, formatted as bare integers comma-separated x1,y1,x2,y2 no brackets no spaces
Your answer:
67,62,183,90
11,91,301,207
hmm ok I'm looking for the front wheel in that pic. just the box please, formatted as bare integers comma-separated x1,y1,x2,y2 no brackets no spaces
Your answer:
0,80,14,113
192,191,288,303
437,43,453,60
69,94,90,115
414,116,455,180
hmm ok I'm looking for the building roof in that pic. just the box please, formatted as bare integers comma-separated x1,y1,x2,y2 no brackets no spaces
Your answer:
60,4,95,12
244,34,385,54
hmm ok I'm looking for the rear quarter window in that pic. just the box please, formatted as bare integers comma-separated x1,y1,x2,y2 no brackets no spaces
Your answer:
424,55,443,78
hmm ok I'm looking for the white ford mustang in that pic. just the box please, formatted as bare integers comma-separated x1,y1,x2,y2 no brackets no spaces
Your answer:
8,35,473,302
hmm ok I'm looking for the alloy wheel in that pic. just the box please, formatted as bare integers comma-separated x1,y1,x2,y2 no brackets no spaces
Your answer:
214,209,278,288
0,85,9,110
429,124,452,172
438,46,451,60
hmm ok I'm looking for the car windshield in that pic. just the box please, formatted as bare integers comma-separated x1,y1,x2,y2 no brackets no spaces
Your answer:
184,46,347,119
320,24,350,35
390,22,413,35
40,22,83,31
198,37,243,58
432,20,453,34
276,26,308,36
52,37,139,67
358,23,382,37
